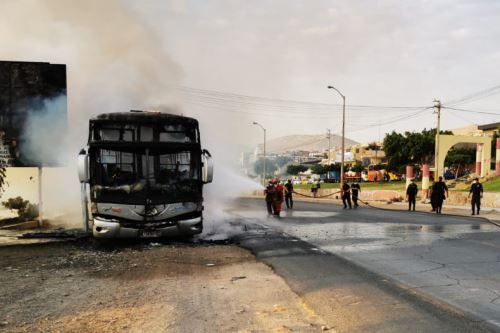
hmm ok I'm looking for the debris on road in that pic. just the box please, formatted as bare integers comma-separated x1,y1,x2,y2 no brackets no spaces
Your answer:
230,276,247,282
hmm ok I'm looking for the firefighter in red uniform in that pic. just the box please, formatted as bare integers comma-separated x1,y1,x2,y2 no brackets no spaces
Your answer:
273,178,284,217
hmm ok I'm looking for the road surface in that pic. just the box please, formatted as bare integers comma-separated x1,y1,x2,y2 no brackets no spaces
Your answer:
228,198,500,332
1,197,499,332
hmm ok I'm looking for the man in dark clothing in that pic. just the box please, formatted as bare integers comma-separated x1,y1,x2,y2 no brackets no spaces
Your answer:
468,178,483,215
284,179,294,209
341,182,352,209
406,179,418,211
431,176,448,214
351,182,361,208
264,181,276,216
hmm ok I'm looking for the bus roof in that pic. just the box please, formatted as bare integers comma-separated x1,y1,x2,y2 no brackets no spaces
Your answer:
90,111,199,126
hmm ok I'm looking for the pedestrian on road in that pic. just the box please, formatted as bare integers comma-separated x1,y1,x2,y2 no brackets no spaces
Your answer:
273,179,284,218
311,181,318,198
429,180,437,212
431,176,448,214
406,178,418,211
284,179,294,209
341,182,352,209
468,177,483,215
351,182,361,208
264,181,276,216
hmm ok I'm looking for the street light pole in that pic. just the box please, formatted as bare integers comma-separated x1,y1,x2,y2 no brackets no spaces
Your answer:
327,85,346,185
433,99,441,178
253,121,267,185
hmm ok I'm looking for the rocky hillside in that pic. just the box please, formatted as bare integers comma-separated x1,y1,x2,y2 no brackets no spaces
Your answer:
259,134,359,153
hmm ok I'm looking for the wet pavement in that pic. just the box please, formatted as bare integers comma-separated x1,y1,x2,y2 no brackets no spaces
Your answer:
230,198,500,330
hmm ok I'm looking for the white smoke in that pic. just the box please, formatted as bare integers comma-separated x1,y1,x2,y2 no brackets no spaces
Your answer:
19,95,68,167
0,0,261,229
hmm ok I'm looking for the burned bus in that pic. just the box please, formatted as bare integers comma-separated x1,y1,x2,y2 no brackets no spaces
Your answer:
78,111,213,238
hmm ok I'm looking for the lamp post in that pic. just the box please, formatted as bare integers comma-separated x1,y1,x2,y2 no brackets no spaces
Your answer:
327,85,346,185
253,121,266,185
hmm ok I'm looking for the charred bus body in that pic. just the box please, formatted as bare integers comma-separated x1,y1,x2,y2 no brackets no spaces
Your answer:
78,111,213,238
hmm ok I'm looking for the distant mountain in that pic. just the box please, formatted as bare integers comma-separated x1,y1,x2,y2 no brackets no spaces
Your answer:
258,134,359,153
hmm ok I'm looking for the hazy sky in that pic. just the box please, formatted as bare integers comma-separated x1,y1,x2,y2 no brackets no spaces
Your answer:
2,0,500,150
127,0,500,145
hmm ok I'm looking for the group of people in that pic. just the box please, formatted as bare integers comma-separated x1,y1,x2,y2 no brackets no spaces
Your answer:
406,176,484,215
264,175,485,217
340,182,361,209
264,179,294,217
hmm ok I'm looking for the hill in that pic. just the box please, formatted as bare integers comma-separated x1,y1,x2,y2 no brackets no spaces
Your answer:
259,134,359,154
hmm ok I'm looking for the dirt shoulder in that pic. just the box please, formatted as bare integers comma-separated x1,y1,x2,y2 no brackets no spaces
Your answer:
0,241,326,333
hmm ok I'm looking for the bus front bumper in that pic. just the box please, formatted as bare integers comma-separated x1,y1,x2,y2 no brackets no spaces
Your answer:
92,216,203,238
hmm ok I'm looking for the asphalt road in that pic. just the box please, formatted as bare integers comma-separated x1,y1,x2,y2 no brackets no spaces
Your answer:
227,198,500,333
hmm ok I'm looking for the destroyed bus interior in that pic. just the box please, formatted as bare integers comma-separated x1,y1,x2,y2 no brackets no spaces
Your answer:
88,113,203,205
89,148,203,205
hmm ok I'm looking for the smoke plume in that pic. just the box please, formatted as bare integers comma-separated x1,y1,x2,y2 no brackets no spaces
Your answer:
0,0,260,227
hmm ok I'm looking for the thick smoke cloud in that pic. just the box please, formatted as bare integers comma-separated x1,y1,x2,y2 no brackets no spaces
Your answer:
0,0,260,225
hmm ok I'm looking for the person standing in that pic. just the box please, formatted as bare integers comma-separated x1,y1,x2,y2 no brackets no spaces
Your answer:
264,181,276,216
284,179,294,209
406,178,418,211
341,182,352,209
468,178,483,215
351,182,361,208
273,179,284,218
311,181,318,198
433,176,448,214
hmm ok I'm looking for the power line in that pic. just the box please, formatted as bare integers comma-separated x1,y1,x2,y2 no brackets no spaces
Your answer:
180,86,428,112
443,84,500,107
441,106,500,116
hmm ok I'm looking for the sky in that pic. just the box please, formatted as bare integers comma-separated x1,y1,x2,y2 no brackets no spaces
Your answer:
127,0,500,145
1,0,500,150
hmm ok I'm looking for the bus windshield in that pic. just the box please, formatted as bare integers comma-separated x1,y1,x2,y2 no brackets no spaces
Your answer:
90,148,202,204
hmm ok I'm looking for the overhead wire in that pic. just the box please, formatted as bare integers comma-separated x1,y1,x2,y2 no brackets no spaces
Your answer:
441,106,500,116
443,84,500,107
180,86,428,113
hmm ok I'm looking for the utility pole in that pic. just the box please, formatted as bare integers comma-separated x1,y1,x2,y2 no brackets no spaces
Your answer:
327,85,346,185
326,129,331,162
326,129,331,180
253,122,267,185
434,99,441,178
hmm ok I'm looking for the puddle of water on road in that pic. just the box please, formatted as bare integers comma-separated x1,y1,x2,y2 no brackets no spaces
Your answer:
230,210,337,219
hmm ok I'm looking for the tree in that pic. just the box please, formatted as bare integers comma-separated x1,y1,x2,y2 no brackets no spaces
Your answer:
350,164,365,173
445,147,475,178
2,196,39,220
491,128,499,160
254,159,278,177
275,156,292,168
286,164,308,175
383,128,452,170
311,164,326,175
383,131,408,170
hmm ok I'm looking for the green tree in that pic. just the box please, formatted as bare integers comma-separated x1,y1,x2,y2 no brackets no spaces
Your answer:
350,164,365,173
383,128,452,170
383,131,408,170
2,196,39,220
286,164,308,175
445,147,475,178
254,159,278,177
311,164,326,175
275,156,292,168
491,128,499,160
